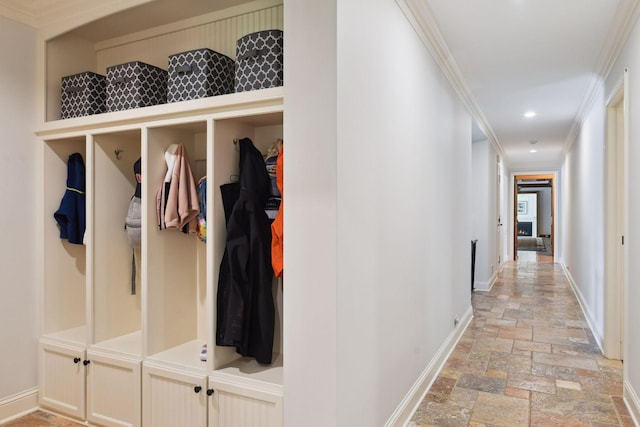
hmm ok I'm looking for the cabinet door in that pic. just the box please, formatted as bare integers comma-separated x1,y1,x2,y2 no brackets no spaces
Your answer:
142,364,207,427
39,341,86,420
86,351,141,427
208,380,283,427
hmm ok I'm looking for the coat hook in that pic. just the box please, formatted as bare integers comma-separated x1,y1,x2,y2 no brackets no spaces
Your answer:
115,149,124,159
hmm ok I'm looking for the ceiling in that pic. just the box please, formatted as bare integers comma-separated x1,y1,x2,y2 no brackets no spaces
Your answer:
71,0,254,42
422,0,640,169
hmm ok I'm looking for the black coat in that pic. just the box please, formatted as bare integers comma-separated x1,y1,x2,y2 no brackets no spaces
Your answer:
216,138,275,365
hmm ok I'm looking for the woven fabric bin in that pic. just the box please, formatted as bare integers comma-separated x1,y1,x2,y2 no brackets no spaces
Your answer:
235,30,283,92
60,71,106,119
167,48,235,102
106,61,167,112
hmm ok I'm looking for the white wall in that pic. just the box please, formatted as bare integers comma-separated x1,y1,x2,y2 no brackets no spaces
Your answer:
517,193,538,237
0,17,39,400
562,91,606,344
286,0,472,425
499,160,509,263
533,187,552,236
283,1,337,425
472,140,499,290
606,12,640,418
336,0,472,422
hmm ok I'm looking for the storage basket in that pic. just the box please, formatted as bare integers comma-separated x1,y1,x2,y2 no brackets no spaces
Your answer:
235,30,283,92
60,71,106,119
106,61,167,112
167,48,235,102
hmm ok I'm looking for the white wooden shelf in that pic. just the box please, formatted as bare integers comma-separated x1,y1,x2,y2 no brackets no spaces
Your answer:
146,339,208,372
211,353,283,394
91,330,143,357
41,325,87,347
37,87,284,138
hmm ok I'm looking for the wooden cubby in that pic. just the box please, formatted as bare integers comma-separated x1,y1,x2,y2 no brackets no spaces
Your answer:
212,112,284,364
145,120,209,369
91,129,143,355
42,136,88,344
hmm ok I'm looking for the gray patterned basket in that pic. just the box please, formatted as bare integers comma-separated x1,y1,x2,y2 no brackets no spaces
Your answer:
235,30,283,92
60,71,106,119
106,61,167,112
167,48,235,102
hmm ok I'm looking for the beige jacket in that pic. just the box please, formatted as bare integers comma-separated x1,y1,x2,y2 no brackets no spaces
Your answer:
157,143,200,233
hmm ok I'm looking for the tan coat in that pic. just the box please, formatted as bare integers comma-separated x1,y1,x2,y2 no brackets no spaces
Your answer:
157,143,200,233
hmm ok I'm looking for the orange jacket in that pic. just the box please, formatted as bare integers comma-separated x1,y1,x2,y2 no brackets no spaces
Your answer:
271,146,283,277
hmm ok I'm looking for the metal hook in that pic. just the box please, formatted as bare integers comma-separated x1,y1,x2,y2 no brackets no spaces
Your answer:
115,149,124,160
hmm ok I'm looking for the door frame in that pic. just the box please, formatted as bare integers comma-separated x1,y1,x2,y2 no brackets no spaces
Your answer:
512,173,555,260
603,70,628,361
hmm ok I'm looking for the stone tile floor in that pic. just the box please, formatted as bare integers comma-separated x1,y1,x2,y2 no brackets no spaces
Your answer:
410,253,635,427
0,411,82,427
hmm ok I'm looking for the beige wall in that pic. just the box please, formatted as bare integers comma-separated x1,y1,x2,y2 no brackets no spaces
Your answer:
0,16,39,400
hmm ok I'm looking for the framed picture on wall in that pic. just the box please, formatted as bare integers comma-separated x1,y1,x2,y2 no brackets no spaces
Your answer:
517,201,528,215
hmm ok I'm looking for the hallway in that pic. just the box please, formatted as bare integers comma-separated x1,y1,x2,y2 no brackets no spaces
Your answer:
409,253,633,426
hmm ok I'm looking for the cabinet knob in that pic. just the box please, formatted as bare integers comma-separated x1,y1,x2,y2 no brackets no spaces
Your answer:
73,357,81,364
194,386,202,393
83,360,91,366
207,389,214,396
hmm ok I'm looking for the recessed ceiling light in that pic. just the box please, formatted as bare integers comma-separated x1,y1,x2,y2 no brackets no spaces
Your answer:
529,149,537,153
524,111,536,118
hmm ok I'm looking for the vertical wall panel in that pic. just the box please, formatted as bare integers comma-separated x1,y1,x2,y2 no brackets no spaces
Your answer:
86,353,141,427
144,369,206,427
96,5,283,73
217,391,276,427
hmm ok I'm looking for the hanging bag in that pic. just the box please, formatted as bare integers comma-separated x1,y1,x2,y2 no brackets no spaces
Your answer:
125,158,142,294
125,195,142,247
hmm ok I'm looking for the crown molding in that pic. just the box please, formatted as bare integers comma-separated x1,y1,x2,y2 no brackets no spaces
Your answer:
395,0,505,159
0,0,37,27
0,0,78,28
563,0,640,154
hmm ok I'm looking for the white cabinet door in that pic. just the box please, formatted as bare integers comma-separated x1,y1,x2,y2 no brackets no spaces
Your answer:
142,364,208,427
86,351,141,427
208,379,283,427
39,341,86,420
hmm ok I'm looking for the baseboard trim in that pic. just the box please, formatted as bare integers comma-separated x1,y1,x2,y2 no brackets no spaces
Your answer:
384,305,474,427
624,379,640,426
473,269,498,292
561,264,604,354
0,387,39,424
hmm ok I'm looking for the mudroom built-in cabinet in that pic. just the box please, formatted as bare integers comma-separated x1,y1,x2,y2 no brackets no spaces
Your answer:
37,0,284,426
